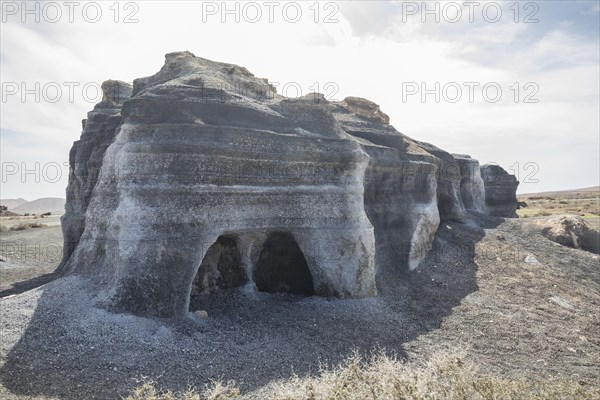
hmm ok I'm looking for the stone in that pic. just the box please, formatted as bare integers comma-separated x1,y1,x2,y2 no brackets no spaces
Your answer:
193,310,208,319
56,52,519,319
524,254,539,264
548,295,574,310
539,216,600,254
480,164,519,217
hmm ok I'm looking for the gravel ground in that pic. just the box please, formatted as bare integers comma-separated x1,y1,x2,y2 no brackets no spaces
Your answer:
0,214,599,399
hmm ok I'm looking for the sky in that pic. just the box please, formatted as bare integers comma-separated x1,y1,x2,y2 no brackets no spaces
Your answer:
1,0,599,200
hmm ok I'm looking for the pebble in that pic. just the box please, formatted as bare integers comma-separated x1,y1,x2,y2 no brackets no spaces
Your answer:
524,254,539,264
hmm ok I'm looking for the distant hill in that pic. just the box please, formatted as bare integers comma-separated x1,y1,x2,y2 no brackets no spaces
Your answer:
0,198,28,210
2,198,65,215
520,186,599,197
574,186,600,192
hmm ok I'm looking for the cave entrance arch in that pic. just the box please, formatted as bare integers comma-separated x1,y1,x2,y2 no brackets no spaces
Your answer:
191,235,247,296
253,231,314,295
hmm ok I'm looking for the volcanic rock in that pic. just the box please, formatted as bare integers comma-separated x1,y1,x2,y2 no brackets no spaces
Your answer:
480,164,519,217
454,154,486,213
57,52,519,319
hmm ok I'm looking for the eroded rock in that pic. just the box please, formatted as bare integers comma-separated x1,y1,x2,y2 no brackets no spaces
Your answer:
57,52,519,319
57,80,132,275
539,216,600,254
481,164,519,217
454,154,487,213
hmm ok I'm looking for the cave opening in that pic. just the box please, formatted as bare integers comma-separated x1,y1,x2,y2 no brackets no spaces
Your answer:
191,235,247,296
253,231,314,296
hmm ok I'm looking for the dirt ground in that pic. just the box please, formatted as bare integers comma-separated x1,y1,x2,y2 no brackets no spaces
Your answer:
0,212,598,399
0,216,63,295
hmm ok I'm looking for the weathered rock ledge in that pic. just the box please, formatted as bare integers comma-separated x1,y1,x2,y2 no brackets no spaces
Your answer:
58,52,519,318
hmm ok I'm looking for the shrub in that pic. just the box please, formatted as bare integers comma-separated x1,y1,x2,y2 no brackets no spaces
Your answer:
8,222,46,231
266,350,597,400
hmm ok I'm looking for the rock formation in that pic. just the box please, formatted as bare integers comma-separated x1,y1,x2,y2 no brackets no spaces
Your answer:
58,80,132,274
480,164,519,217
539,216,600,254
454,154,487,213
57,52,519,319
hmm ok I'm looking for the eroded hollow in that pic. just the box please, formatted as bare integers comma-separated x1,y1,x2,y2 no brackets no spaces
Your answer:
253,232,314,295
191,235,246,295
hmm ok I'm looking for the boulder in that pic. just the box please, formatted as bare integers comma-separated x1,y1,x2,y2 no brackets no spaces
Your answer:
539,216,600,254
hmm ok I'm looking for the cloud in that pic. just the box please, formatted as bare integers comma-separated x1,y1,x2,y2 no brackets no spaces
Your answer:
1,1,598,198
337,1,402,37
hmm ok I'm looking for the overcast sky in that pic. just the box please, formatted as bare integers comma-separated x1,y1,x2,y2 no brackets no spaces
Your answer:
1,0,599,200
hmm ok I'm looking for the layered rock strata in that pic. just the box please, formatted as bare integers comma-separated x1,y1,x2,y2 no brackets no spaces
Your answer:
481,164,519,217
58,52,518,318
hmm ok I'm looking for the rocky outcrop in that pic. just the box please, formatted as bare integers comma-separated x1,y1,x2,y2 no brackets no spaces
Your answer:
58,52,518,319
407,140,466,222
57,81,132,275
480,164,519,217
539,216,600,254
454,154,486,213
330,97,440,272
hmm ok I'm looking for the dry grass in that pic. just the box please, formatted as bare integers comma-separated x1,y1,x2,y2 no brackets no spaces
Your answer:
125,380,240,400
126,350,598,400
8,222,46,231
0,215,63,231
517,190,599,219
1,217,47,232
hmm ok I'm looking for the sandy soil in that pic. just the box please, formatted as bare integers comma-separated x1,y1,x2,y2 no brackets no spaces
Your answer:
0,219,63,295
0,213,598,399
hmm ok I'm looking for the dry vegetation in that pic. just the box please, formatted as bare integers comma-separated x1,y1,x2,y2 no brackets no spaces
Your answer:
517,188,599,220
2,222,47,232
0,217,63,293
0,214,59,232
126,380,240,400
126,350,599,400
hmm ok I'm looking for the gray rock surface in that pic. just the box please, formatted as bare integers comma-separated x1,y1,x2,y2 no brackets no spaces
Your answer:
57,80,132,274
57,52,518,319
480,164,519,217
454,154,487,213
407,140,466,222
